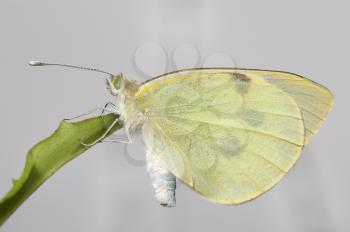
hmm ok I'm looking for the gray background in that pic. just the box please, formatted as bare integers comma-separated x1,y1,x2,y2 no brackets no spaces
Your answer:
0,0,348,231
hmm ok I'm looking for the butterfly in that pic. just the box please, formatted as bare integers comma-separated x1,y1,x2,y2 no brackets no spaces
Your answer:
30,61,334,206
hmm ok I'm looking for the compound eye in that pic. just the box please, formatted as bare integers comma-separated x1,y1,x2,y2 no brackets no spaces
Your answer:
112,75,123,90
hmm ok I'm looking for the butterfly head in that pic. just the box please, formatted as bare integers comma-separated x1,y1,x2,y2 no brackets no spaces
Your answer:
106,74,125,96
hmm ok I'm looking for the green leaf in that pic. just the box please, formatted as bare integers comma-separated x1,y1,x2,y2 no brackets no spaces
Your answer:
0,113,122,226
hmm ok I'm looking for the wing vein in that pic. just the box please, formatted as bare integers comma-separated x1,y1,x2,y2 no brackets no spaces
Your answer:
245,149,287,173
159,115,303,146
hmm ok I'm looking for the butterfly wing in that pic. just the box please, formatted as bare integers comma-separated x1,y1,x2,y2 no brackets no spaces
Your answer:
243,70,334,144
135,69,332,204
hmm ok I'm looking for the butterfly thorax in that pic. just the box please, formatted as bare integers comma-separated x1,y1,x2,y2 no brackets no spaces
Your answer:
113,78,144,133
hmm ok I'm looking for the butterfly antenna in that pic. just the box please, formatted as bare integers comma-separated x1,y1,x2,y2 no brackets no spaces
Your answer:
28,61,113,76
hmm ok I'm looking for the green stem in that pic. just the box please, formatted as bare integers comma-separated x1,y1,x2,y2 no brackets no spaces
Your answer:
0,114,122,226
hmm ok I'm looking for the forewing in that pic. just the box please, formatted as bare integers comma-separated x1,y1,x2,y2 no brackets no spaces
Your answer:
248,70,333,144
137,70,305,204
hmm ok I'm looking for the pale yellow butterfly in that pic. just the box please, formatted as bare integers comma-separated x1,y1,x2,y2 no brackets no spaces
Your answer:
30,62,333,205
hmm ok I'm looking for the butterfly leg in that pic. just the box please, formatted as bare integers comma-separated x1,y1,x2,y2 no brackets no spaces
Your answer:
100,102,117,116
80,117,121,147
101,127,131,144
64,102,117,121
84,122,132,145
99,139,130,144
125,126,133,144
146,149,176,207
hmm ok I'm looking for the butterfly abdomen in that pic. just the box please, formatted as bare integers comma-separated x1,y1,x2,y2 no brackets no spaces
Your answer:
146,149,176,207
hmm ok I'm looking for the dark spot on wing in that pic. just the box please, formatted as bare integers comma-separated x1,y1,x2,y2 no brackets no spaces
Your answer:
219,136,243,156
231,73,251,82
231,73,251,94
